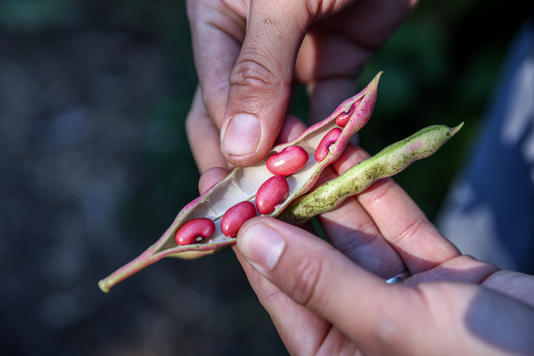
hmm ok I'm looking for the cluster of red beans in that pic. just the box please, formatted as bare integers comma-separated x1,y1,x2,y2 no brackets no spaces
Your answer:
175,103,356,245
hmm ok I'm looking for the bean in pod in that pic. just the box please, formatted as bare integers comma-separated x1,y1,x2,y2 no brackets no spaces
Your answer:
315,128,342,162
255,176,290,214
335,98,361,128
98,73,382,293
175,218,216,245
266,145,309,176
221,201,257,237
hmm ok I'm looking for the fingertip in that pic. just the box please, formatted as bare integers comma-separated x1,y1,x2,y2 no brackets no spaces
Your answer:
221,113,262,157
237,218,287,273
276,115,307,144
198,167,231,194
221,114,284,166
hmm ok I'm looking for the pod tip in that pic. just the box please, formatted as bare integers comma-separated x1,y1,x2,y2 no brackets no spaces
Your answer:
98,280,110,293
374,71,384,82
451,122,464,135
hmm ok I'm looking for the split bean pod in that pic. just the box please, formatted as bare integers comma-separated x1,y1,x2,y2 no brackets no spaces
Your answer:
98,73,380,292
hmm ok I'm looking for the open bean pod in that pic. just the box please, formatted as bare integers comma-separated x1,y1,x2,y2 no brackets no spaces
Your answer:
97,73,382,292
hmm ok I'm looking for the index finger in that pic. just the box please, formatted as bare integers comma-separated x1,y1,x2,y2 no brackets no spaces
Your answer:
185,88,228,174
333,144,460,274
187,0,243,127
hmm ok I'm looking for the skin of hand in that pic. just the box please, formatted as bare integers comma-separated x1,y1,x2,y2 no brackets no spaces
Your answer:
186,0,417,169
186,98,534,355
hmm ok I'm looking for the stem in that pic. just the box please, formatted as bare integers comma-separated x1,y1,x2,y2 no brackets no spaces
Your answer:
98,238,237,292
98,248,160,293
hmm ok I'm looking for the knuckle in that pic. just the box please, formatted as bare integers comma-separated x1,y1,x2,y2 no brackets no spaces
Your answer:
391,216,427,245
372,287,416,345
262,287,288,307
230,53,281,91
289,255,324,307
374,314,401,345
305,0,344,16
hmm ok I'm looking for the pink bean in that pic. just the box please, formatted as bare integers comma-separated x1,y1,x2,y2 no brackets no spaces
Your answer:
335,98,361,128
255,175,289,214
221,201,257,237
175,218,215,245
314,127,342,162
266,145,309,176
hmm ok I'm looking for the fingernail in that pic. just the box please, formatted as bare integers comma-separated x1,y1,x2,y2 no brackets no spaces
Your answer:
238,223,285,272
221,114,261,156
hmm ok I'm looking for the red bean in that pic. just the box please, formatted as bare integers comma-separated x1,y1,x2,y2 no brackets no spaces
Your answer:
335,99,361,128
255,176,289,214
266,145,309,176
221,201,257,237
314,128,342,162
175,218,215,245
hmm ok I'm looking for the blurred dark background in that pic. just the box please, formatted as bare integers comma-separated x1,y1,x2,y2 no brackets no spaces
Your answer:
0,0,531,355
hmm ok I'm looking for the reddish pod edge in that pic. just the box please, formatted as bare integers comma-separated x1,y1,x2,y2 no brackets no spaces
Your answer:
255,176,289,214
175,218,215,245
221,201,257,237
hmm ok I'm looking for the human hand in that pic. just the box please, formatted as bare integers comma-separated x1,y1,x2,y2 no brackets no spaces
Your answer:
231,156,534,354
187,91,534,355
186,0,416,169
235,217,534,355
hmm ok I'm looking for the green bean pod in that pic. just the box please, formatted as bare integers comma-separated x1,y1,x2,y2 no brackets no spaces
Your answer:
280,123,464,224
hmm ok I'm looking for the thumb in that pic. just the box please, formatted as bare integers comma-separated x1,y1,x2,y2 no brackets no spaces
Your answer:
220,1,309,166
236,217,421,353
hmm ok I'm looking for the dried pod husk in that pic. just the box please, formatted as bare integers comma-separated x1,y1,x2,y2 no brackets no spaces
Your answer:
97,72,382,292
280,123,464,224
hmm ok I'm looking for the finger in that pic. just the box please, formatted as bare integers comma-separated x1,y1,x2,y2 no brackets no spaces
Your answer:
322,0,416,49
185,88,228,174
187,0,243,127
220,1,310,166
236,217,425,354
198,167,230,195
483,271,534,306
296,29,367,124
233,248,331,355
404,255,498,286
353,153,460,274
296,29,371,90
275,115,307,144
319,145,404,278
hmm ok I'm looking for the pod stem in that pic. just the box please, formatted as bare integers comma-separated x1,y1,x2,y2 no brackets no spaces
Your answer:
98,237,237,292
98,247,159,293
